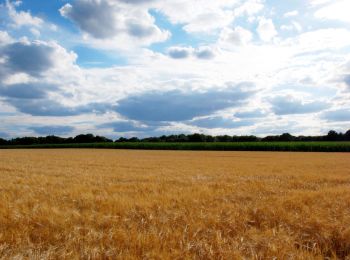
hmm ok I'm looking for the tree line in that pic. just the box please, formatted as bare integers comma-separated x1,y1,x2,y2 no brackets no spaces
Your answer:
0,130,349,146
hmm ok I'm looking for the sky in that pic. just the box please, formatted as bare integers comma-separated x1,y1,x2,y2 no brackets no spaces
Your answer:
0,0,349,139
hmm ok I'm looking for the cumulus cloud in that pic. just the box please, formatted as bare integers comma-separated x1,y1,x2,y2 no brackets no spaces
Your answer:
155,1,237,33
115,83,255,122
219,26,253,47
182,11,235,33
270,95,329,115
1,41,56,77
194,47,216,60
57,0,262,38
5,0,43,28
115,0,262,35
0,40,77,79
190,116,254,129
309,0,332,6
314,0,350,23
0,83,54,99
280,21,302,32
59,1,120,39
29,125,75,135
59,0,170,45
167,46,192,59
289,28,350,53
167,46,215,60
235,109,267,118
344,74,350,88
233,0,264,17
4,98,111,117
2,0,350,137
0,131,9,139
0,31,13,46
257,17,277,42
284,10,299,17
119,0,157,4
101,121,156,132
321,108,350,122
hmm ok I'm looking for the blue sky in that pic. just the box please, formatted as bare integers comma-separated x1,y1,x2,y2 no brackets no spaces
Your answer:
0,0,349,138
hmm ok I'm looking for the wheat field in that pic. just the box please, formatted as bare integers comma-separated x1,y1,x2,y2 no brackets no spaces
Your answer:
0,149,349,259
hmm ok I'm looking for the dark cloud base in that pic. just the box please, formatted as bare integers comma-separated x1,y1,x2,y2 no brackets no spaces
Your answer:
115,85,254,122
30,125,75,135
271,96,329,115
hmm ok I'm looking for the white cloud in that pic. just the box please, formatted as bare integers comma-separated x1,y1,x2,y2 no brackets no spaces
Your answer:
2,0,350,136
219,26,253,47
6,0,43,28
309,0,332,6
155,1,239,25
0,31,13,45
2,73,32,85
30,28,40,37
155,0,263,34
0,39,79,87
314,0,350,23
284,10,299,17
286,28,350,53
182,10,234,33
167,46,216,60
281,21,302,32
194,46,216,60
257,17,277,42
59,0,170,48
167,46,193,59
233,0,264,17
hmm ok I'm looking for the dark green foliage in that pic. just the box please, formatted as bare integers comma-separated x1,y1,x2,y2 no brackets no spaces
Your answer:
279,133,295,141
1,134,112,146
0,130,349,152
187,133,207,142
1,141,350,152
326,130,341,141
215,135,233,142
0,138,8,145
73,134,113,143
345,130,350,141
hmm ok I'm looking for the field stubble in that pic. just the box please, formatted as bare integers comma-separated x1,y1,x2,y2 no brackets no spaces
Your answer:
0,149,349,259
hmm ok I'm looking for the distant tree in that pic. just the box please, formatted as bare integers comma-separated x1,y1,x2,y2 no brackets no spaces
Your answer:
66,137,74,143
244,135,260,142
326,130,340,141
128,137,139,142
165,135,178,142
159,135,167,142
94,135,113,143
72,134,112,143
216,135,233,142
142,137,161,142
73,134,95,143
0,138,8,145
10,137,38,145
39,135,66,144
262,135,280,142
205,135,215,142
279,133,295,142
116,137,128,142
177,134,189,142
188,133,206,142
2,129,348,146
297,136,311,142
345,129,350,141
232,135,260,142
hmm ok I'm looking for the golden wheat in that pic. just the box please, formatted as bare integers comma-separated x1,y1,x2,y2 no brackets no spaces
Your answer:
0,149,349,259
